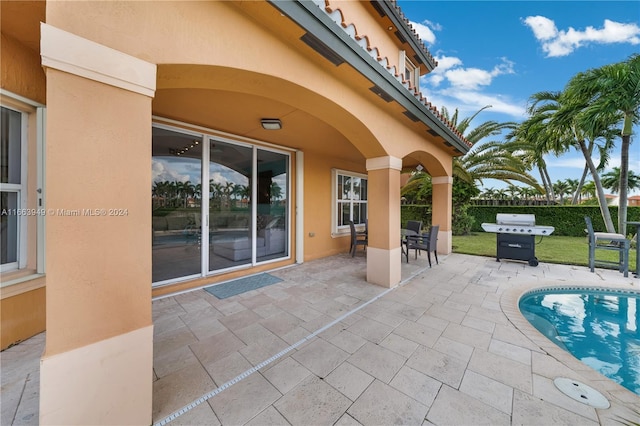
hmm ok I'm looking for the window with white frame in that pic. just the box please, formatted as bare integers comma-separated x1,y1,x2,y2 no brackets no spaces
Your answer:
0,106,26,271
333,169,367,234
400,50,419,89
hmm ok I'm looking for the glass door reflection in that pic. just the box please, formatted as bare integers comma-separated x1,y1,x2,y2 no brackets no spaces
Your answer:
151,127,202,282
209,141,253,272
256,149,288,262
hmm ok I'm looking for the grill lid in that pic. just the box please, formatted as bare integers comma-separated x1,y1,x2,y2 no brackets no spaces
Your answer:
496,214,535,226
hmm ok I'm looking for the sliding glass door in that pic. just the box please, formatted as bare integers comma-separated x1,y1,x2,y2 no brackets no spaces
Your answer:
256,149,288,262
152,124,290,285
208,140,253,272
151,127,203,283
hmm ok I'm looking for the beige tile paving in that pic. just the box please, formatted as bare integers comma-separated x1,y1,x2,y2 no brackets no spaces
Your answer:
3,253,639,425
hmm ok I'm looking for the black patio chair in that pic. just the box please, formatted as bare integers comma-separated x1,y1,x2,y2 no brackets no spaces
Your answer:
405,225,439,266
349,221,368,257
405,220,422,234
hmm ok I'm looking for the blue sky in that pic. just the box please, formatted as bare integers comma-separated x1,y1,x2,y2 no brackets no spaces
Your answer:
397,0,640,196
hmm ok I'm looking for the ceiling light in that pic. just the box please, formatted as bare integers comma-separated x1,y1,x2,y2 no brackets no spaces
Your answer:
261,118,282,130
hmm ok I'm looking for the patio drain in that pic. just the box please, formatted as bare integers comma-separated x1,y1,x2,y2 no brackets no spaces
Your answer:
553,377,610,409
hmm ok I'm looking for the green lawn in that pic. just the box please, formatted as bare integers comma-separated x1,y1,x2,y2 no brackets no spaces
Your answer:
452,232,637,272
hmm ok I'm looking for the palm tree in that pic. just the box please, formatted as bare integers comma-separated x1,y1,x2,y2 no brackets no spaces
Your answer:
553,180,571,204
401,171,432,204
518,90,617,232
566,54,640,234
439,106,540,189
581,181,596,202
270,182,283,203
601,167,640,195
406,105,542,192
507,114,556,204
564,178,579,205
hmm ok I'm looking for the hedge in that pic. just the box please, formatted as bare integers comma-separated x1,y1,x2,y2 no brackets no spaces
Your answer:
401,205,640,237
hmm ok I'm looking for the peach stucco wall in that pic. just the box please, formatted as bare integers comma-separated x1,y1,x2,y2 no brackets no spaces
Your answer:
44,1,449,165
303,151,369,260
1,33,46,104
328,0,406,73
1,285,45,349
44,69,152,355
1,32,47,349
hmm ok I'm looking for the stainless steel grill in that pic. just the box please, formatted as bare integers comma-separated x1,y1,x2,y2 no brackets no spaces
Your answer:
481,214,555,266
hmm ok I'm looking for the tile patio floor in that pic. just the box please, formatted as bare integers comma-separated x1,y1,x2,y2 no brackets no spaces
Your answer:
2,253,639,425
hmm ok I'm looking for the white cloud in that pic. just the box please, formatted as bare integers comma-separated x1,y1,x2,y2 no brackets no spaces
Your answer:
523,16,558,41
523,16,640,57
152,159,191,183
410,21,436,45
445,68,493,90
426,56,514,90
420,55,523,119
440,89,526,117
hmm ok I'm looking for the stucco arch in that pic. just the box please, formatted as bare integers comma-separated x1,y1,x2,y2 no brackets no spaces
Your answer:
402,150,451,178
155,64,389,161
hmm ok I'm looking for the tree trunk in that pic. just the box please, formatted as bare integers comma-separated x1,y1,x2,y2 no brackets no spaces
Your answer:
577,139,616,232
618,131,630,235
572,138,593,205
572,165,589,205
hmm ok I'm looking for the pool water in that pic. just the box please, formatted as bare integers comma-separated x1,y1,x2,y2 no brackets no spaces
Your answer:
519,288,640,396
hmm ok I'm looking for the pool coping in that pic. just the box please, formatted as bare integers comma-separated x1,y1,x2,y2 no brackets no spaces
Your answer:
500,279,640,417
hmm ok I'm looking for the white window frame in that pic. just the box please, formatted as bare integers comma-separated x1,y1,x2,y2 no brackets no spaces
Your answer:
331,168,367,236
0,105,28,272
400,50,419,89
0,90,46,281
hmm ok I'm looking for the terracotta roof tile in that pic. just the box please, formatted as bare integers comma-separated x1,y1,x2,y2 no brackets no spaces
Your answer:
313,1,471,148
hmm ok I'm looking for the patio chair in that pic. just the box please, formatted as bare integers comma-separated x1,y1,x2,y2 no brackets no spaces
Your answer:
349,221,368,257
405,225,439,267
405,220,422,234
405,220,423,255
584,216,630,277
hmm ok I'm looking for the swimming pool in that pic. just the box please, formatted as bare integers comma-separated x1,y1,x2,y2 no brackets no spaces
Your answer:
519,287,640,396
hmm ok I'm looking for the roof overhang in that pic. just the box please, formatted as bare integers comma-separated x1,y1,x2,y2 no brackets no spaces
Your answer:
268,0,470,155
368,0,437,71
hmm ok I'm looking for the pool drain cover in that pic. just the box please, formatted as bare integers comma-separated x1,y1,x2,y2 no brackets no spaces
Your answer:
553,377,610,409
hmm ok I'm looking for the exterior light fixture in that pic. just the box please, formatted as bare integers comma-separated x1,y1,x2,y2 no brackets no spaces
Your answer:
416,164,424,172
261,118,282,130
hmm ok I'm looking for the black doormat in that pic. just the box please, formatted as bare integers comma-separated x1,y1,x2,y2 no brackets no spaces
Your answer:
204,273,283,299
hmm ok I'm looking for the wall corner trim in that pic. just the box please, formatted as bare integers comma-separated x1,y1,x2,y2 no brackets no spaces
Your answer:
366,156,402,172
40,23,157,97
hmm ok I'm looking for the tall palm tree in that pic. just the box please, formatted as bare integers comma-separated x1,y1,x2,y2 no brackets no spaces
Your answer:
564,178,579,205
519,90,617,232
581,181,596,201
507,111,556,204
601,167,640,195
553,180,571,204
566,54,640,234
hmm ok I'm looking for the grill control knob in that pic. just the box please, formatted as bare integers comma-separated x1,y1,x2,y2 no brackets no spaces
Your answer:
528,229,532,233
520,228,524,232
498,227,503,232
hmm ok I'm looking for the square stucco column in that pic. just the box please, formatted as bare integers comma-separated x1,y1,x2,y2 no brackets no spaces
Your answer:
365,156,403,288
39,24,156,425
431,176,453,255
